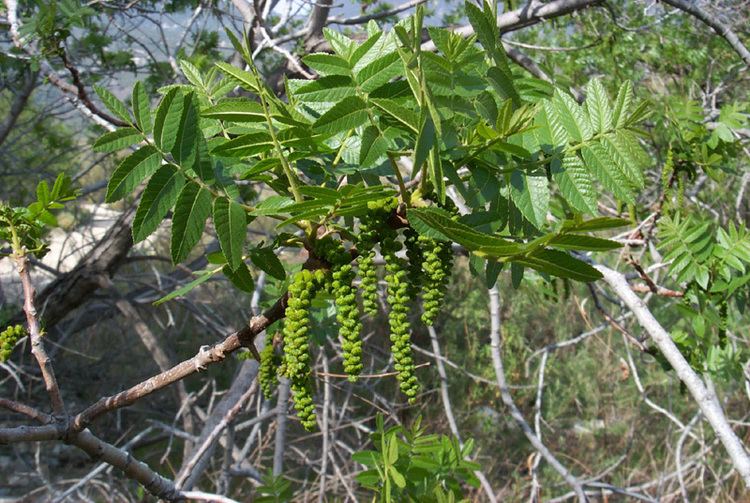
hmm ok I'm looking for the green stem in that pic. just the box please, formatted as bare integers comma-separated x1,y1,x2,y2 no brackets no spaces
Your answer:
254,74,303,203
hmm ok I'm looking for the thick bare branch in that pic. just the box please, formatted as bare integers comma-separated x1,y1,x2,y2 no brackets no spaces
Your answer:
16,254,66,415
595,264,750,486
422,0,602,51
72,294,287,431
661,0,750,66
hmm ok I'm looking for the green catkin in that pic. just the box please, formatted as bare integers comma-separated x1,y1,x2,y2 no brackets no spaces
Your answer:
382,230,420,403
404,228,424,297
330,247,364,381
316,237,364,381
420,236,453,327
358,250,379,316
289,376,317,431
0,324,25,362
357,196,400,316
282,269,328,431
661,149,674,214
259,338,280,400
357,213,380,316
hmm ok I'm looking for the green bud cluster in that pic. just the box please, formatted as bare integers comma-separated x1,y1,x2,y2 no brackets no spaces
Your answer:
282,269,327,431
420,236,453,327
382,231,419,403
259,336,281,400
0,324,25,362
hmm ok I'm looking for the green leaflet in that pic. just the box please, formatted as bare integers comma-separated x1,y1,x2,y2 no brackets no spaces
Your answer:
487,66,520,109
407,207,522,256
553,90,592,143
413,114,436,174
223,263,255,292
153,88,185,152
251,195,295,216
369,99,419,133
548,234,621,251
356,52,402,93
561,217,631,232
302,53,351,76
350,29,391,70
513,249,602,282
475,91,498,124
105,145,162,203
585,78,613,134
94,85,131,124
324,28,356,59
600,133,644,187
313,96,370,135
202,99,266,122
93,127,141,153
464,1,496,54
171,92,200,169
359,126,389,168
298,186,340,201
534,100,567,149
428,148,445,205
179,59,204,88
192,136,214,182
276,207,331,228
132,165,186,243
551,156,598,214
211,133,274,158
215,62,262,93
612,81,634,129
171,182,212,264
154,266,222,306
213,197,247,271
294,76,357,102
132,81,152,134
581,144,635,204
509,169,549,229
249,247,286,280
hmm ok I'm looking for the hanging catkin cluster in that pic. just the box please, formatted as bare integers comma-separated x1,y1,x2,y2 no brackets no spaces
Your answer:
357,210,381,316
281,269,327,431
0,324,25,363
420,235,454,326
259,335,281,400
327,241,364,380
266,197,457,430
381,226,420,402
